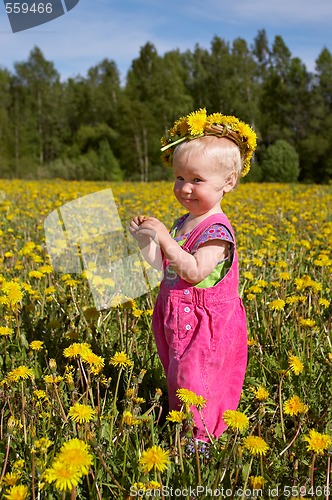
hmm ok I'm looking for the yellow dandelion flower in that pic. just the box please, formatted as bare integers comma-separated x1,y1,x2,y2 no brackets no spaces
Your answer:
187,108,207,136
122,410,141,426
7,366,34,383
131,482,146,493
319,298,330,308
68,403,95,424
139,445,170,474
195,395,207,409
304,429,332,455
252,258,263,267
279,271,291,280
223,410,249,431
0,326,12,336
249,476,266,490
125,388,134,398
34,437,53,452
247,338,257,346
81,350,104,374
288,355,304,375
243,271,254,280
299,318,316,328
2,472,21,486
146,480,161,490
283,395,309,416
248,285,262,294
249,476,266,489
28,270,44,279
286,295,307,305
166,410,187,423
64,279,79,287
110,351,133,368
12,460,24,469
254,386,269,401
29,340,44,351
206,112,224,124
44,461,81,492
59,439,93,475
133,397,145,405
176,388,206,410
63,342,91,359
2,281,24,304
243,436,269,456
38,265,53,274
3,485,29,500
269,299,285,311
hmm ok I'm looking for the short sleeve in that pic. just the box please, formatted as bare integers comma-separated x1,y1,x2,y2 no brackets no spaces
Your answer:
192,223,234,252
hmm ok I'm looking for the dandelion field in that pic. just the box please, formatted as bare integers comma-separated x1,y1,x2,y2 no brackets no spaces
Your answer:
0,180,331,499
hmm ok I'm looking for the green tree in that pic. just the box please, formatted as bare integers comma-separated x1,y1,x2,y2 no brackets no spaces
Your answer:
12,47,62,174
124,43,192,180
299,48,332,182
86,59,121,125
205,36,232,112
261,139,299,182
0,68,11,177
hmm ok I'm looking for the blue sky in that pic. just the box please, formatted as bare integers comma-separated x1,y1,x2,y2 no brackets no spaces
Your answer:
0,0,331,83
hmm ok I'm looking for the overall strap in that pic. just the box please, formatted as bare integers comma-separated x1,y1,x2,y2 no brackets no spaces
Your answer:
182,213,235,253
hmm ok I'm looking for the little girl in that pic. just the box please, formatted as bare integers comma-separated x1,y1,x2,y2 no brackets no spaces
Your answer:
129,109,257,441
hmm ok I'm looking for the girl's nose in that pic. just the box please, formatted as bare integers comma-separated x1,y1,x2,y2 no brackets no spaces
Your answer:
181,182,192,194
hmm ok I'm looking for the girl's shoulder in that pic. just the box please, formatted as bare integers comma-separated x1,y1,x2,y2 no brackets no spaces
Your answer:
191,223,233,252
170,213,189,235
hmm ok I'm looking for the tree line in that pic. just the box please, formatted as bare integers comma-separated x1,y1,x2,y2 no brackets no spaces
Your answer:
0,30,331,183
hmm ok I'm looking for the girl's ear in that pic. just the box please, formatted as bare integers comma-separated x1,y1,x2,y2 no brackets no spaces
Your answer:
223,172,238,193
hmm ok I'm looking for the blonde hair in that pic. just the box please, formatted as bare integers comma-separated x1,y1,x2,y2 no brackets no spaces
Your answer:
172,136,242,181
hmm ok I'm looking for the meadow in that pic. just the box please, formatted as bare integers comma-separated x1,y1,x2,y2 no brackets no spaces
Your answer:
0,179,331,500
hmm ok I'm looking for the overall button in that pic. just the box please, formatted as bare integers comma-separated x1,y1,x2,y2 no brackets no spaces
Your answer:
184,306,190,313
183,289,190,295
185,324,191,330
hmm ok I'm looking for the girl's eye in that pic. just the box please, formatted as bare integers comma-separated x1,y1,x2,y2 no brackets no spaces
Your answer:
193,178,202,183
177,176,184,181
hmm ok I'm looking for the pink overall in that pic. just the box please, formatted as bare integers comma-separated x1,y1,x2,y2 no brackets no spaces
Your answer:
152,213,248,440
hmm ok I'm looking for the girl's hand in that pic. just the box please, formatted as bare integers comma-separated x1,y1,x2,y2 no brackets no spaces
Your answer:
136,217,170,247
129,216,150,241
129,216,159,244
129,216,169,246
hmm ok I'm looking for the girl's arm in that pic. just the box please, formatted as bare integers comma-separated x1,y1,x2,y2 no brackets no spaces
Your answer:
136,217,230,284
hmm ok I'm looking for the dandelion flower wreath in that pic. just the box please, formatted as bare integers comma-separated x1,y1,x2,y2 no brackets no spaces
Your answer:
161,108,257,176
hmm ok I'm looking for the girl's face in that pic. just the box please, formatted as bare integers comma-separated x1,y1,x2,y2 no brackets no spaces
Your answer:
173,148,234,216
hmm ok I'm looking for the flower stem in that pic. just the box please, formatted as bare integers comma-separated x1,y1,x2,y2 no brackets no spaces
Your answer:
241,456,253,500
122,433,129,477
326,455,330,500
109,367,123,441
278,370,288,443
21,381,27,444
176,427,185,477
53,383,69,423
0,435,10,482
310,453,316,487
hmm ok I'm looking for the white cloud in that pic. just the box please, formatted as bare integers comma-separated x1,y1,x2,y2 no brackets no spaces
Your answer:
190,0,332,25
